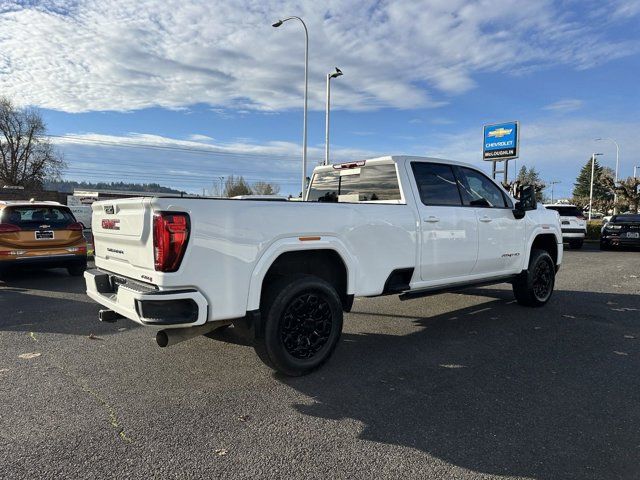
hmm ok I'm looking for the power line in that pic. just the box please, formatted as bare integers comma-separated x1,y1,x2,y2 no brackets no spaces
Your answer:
48,134,305,162
63,164,297,178
62,167,298,184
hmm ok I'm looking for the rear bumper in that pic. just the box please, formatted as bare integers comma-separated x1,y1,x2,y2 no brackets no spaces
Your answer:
561,228,586,239
84,269,208,328
0,254,86,270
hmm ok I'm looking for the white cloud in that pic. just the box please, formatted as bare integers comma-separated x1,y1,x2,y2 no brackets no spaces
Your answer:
543,99,584,113
187,134,215,142
0,0,637,113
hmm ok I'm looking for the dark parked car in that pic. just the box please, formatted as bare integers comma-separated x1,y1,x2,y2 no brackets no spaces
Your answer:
600,214,640,250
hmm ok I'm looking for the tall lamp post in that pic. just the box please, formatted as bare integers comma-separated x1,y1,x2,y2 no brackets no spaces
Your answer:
324,67,343,166
595,137,620,213
589,153,604,221
549,180,561,204
272,16,309,197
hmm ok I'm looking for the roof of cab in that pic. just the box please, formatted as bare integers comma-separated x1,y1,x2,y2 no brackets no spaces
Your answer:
312,155,479,173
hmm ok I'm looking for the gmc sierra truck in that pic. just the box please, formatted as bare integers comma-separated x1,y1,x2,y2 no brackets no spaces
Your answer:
85,156,562,376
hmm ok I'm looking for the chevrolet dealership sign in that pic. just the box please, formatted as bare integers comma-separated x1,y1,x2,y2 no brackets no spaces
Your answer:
483,121,519,160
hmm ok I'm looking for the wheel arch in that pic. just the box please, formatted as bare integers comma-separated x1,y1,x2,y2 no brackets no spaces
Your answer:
246,237,357,312
525,232,560,268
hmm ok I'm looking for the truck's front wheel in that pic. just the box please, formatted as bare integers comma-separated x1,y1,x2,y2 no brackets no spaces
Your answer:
255,274,343,376
512,249,556,307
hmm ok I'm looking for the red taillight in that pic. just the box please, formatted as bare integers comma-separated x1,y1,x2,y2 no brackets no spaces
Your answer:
0,224,20,233
153,212,190,272
67,222,84,231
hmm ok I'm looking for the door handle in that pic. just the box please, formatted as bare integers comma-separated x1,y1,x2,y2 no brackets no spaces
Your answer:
424,216,440,223
479,216,492,223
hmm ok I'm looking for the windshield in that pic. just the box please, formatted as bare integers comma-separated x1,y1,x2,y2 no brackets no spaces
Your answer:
611,214,640,223
1,206,76,230
307,164,401,202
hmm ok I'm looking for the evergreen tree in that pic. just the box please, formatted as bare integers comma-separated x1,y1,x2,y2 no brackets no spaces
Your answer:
572,157,613,201
514,165,545,201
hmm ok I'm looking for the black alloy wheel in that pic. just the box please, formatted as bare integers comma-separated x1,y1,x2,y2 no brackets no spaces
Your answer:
280,293,333,359
254,274,343,376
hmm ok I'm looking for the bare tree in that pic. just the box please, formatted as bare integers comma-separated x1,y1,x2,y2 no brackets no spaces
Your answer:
252,181,281,195
0,97,64,189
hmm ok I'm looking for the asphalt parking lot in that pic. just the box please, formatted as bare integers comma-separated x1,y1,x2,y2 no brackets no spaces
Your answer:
1,245,639,480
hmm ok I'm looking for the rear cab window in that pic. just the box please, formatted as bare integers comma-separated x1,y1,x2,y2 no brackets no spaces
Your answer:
1,206,77,230
307,163,402,203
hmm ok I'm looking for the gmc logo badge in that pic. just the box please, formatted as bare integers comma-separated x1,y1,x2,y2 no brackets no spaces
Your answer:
102,219,121,230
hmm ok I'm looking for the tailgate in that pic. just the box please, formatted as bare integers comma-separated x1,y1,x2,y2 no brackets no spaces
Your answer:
92,198,155,273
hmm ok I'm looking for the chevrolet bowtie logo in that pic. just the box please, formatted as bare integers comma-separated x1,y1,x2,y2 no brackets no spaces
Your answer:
487,127,513,138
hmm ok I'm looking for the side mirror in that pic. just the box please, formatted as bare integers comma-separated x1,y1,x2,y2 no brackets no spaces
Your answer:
513,185,537,219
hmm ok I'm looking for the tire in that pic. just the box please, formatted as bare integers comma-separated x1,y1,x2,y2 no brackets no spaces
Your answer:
254,274,343,376
67,262,87,277
512,249,556,307
569,240,583,249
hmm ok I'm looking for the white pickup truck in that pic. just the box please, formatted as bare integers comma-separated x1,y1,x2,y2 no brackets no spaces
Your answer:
85,156,562,375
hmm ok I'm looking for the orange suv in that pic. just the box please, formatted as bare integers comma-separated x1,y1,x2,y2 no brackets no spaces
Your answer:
0,201,87,277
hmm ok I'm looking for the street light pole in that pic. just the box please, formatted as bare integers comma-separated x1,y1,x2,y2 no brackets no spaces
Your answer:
324,68,343,166
273,16,309,197
589,153,603,221
595,137,620,213
549,180,561,203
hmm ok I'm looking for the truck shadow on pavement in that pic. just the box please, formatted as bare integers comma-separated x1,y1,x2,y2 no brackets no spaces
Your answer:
0,267,136,337
281,288,640,480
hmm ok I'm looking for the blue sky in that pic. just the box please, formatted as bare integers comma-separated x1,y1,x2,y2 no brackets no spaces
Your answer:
1,0,639,197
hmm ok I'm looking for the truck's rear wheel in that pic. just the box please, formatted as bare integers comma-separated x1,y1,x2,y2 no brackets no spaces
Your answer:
254,274,343,376
512,249,555,307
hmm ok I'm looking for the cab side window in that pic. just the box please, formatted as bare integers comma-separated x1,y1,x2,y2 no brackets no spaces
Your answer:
411,163,463,206
457,167,509,208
